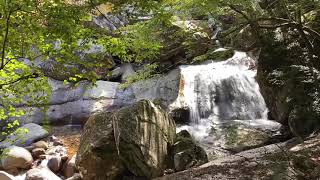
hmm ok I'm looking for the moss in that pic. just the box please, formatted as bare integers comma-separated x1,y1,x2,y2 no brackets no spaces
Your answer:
226,126,238,146
192,49,235,63
208,49,235,61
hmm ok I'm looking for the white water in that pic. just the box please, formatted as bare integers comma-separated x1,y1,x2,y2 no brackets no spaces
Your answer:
176,51,271,142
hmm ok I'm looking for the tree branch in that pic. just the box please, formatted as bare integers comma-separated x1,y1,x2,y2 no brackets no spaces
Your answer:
0,73,39,89
0,10,12,70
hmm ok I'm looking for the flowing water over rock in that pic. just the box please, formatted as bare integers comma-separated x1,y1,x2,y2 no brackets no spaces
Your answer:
174,51,283,158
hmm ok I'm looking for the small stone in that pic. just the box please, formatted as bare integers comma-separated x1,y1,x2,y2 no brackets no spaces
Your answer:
47,156,62,172
32,148,46,159
32,141,49,150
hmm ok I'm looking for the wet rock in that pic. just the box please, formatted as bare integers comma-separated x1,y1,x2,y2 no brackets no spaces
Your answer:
47,156,62,172
172,130,208,172
1,146,33,175
26,167,61,180
76,100,176,179
0,171,14,180
0,124,49,149
169,107,190,124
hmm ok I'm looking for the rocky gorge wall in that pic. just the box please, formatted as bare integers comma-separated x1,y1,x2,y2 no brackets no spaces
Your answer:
257,39,320,137
14,65,181,126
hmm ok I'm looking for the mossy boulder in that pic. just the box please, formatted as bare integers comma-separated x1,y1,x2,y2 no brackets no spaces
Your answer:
172,130,208,172
76,100,176,179
207,121,276,153
223,126,270,152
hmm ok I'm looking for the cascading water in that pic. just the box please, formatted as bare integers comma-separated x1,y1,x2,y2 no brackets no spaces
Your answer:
181,51,267,123
175,50,281,156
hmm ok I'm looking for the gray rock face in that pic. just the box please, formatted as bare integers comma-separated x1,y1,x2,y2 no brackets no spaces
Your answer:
0,124,48,149
14,67,181,126
130,69,181,107
258,45,320,137
76,100,176,179
17,80,125,125
1,146,33,175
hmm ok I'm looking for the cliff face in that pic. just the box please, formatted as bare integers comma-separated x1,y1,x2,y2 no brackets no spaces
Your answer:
257,37,320,137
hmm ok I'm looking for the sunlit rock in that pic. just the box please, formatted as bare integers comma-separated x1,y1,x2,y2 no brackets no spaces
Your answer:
76,100,176,179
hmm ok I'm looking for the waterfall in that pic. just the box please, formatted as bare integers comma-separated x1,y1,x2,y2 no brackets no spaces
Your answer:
176,51,269,142
181,51,267,123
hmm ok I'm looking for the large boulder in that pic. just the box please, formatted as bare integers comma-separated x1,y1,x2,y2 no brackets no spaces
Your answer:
0,123,49,149
76,100,176,179
1,146,33,175
205,120,284,153
76,112,126,180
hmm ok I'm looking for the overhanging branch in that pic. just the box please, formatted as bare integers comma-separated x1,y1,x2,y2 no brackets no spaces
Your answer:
0,73,39,89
